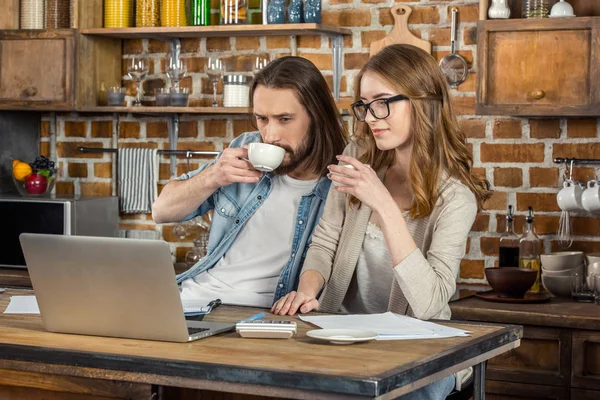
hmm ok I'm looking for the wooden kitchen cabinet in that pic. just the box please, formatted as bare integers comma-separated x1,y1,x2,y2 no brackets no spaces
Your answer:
476,17,600,117
0,30,75,109
572,330,600,391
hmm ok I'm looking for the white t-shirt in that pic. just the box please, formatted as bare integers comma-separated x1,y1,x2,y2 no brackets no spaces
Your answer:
180,175,318,308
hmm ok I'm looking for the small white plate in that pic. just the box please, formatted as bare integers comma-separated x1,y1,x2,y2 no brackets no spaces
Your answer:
306,329,379,344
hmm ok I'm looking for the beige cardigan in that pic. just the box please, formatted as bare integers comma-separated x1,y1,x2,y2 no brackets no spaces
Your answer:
302,142,477,320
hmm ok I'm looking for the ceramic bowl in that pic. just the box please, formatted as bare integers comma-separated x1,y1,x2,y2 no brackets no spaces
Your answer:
540,251,585,272
485,267,537,298
541,264,584,277
549,0,575,18
542,275,572,298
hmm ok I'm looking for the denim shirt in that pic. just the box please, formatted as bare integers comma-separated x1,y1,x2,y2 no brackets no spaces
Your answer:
174,131,331,304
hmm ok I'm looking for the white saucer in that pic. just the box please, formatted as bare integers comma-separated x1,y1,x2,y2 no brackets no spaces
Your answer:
306,329,379,345
549,14,575,18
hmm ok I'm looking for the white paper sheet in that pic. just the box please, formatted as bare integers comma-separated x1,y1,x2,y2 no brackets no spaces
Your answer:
4,296,40,314
300,312,470,340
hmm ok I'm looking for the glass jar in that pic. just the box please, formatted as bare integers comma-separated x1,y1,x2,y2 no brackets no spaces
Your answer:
190,0,211,26
185,233,209,267
522,0,549,18
46,0,70,29
136,0,161,27
220,0,248,24
223,75,250,107
20,0,45,29
161,0,187,27
104,0,133,28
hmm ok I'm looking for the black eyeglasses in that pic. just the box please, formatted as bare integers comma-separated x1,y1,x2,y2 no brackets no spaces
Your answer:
351,94,409,122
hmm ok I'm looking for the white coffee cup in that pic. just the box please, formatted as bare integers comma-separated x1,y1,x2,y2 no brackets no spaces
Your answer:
247,142,285,172
581,180,600,213
556,180,584,212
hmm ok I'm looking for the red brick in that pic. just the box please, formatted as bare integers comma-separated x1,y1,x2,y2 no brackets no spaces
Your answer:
553,143,600,160
457,72,477,93
148,39,169,54
266,36,289,49
64,121,87,138
484,191,507,211
529,119,560,139
550,241,600,254
205,120,227,138
233,119,254,137
80,182,111,197
68,163,88,178
452,96,476,115
460,259,485,279
91,121,113,138
179,121,198,138
494,168,522,188
41,121,50,137
297,36,321,49
181,38,201,53
480,143,545,163
432,50,473,67
123,39,143,54
119,122,140,139
297,52,332,70
530,168,559,188
429,27,451,47
463,26,477,46
94,163,112,178
119,223,156,231
572,167,597,183
493,119,522,139
235,37,260,50
324,10,371,27
516,193,561,212
471,213,490,232
40,142,50,157
324,75,347,93
571,217,600,236
459,119,486,139
57,142,104,158
344,52,369,70
446,5,478,22
147,121,168,138
380,6,440,25
206,37,230,51
480,237,500,256
176,142,217,151
361,31,387,48
55,181,74,195
330,0,351,4
567,119,598,138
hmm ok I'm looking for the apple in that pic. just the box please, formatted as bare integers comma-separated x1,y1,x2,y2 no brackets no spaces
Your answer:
25,174,48,195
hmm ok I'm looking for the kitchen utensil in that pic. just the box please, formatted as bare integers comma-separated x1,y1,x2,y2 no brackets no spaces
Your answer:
369,5,431,57
557,210,573,248
439,7,468,88
549,0,575,17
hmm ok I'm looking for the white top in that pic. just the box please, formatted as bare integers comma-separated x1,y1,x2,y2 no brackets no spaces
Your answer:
341,222,394,314
180,175,318,308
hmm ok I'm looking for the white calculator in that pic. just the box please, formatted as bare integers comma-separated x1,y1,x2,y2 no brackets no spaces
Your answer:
236,320,297,339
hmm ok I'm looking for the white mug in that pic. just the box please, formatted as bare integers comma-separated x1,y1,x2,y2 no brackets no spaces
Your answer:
581,180,600,213
556,180,584,212
247,142,285,172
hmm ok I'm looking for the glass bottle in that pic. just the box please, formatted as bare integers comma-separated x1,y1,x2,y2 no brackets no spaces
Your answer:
161,0,187,27
522,0,549,18
499,205,519,268
185,232,209,267
136,0,161,27
104,0,134,28
288,0,304,23
519,207,543,293
190,0,211,26
221,0,248,24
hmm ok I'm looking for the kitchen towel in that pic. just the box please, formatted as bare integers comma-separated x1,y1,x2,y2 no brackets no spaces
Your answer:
118,148,159,214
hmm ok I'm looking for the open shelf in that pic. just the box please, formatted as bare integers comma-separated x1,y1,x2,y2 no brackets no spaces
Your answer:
80,24,352,39
77,106,351,116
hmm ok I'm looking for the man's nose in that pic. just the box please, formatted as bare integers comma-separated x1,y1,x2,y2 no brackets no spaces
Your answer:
262,123,281,144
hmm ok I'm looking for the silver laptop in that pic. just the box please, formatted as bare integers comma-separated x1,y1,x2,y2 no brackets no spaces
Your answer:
19,233,235,342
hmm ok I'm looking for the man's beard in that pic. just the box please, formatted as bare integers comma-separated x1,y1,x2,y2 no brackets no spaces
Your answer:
269,134,312,176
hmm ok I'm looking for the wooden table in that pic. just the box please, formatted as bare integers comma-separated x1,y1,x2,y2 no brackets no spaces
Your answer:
0,289,521,400
451,296,600,400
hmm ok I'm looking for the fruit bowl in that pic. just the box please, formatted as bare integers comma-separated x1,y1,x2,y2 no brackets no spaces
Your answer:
11,156,58,197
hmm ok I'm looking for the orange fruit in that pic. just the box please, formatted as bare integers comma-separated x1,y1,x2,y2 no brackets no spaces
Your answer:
11,158,21,168
13,162,32,181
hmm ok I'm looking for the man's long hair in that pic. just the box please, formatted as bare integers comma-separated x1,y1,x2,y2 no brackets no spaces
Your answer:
250,56,347,177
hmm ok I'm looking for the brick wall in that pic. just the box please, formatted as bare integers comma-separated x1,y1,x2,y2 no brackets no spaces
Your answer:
40,0,600,284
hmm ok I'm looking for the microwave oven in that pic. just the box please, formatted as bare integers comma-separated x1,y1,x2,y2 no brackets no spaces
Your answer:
0,195,119,269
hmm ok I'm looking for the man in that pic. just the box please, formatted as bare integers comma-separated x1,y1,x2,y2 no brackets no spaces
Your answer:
152,56,347,308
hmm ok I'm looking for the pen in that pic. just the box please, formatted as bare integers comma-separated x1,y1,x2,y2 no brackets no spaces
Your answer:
239,312,265,323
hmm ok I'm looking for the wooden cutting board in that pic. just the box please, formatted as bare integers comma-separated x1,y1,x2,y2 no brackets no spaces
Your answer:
370,5,432,57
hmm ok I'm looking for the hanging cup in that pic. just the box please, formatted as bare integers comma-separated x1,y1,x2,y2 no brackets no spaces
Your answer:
557,180,584,212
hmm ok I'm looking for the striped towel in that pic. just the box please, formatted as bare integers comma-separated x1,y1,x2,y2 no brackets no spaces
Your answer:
118,148,159,214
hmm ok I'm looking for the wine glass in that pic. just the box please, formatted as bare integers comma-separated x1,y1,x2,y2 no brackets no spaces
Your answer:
127,56,149,107
166,57,188,90
205,55,224,107
252,55,270,76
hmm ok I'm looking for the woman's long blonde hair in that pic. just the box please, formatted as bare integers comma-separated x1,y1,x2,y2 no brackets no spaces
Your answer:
351,44,491,217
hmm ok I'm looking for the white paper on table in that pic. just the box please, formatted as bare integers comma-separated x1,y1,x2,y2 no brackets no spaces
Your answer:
4,296,40,314
300,312,470,341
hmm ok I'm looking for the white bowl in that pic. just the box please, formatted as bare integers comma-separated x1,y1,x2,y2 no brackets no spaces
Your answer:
587,262,600,276
549,0,575,17
542,264,584,277
540,251,585,271
542,275,572,298
587,253,600,266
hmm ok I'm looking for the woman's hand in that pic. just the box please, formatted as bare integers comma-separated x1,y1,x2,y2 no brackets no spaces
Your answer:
271,291,319,315
328,155,393,213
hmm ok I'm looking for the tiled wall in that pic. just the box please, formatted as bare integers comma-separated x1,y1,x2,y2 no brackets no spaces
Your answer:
40,0,600,283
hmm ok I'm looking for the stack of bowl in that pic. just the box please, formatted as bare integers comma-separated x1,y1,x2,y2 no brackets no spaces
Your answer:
586,253,600,289
541,251,585,297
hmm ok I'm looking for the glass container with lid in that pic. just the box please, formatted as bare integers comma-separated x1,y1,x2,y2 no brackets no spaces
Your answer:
223,75,250,107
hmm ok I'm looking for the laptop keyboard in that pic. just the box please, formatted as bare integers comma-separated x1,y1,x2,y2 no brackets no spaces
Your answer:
188,327,210,336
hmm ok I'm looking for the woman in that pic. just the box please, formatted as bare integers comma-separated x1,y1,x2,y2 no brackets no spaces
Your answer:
272,44,492,398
